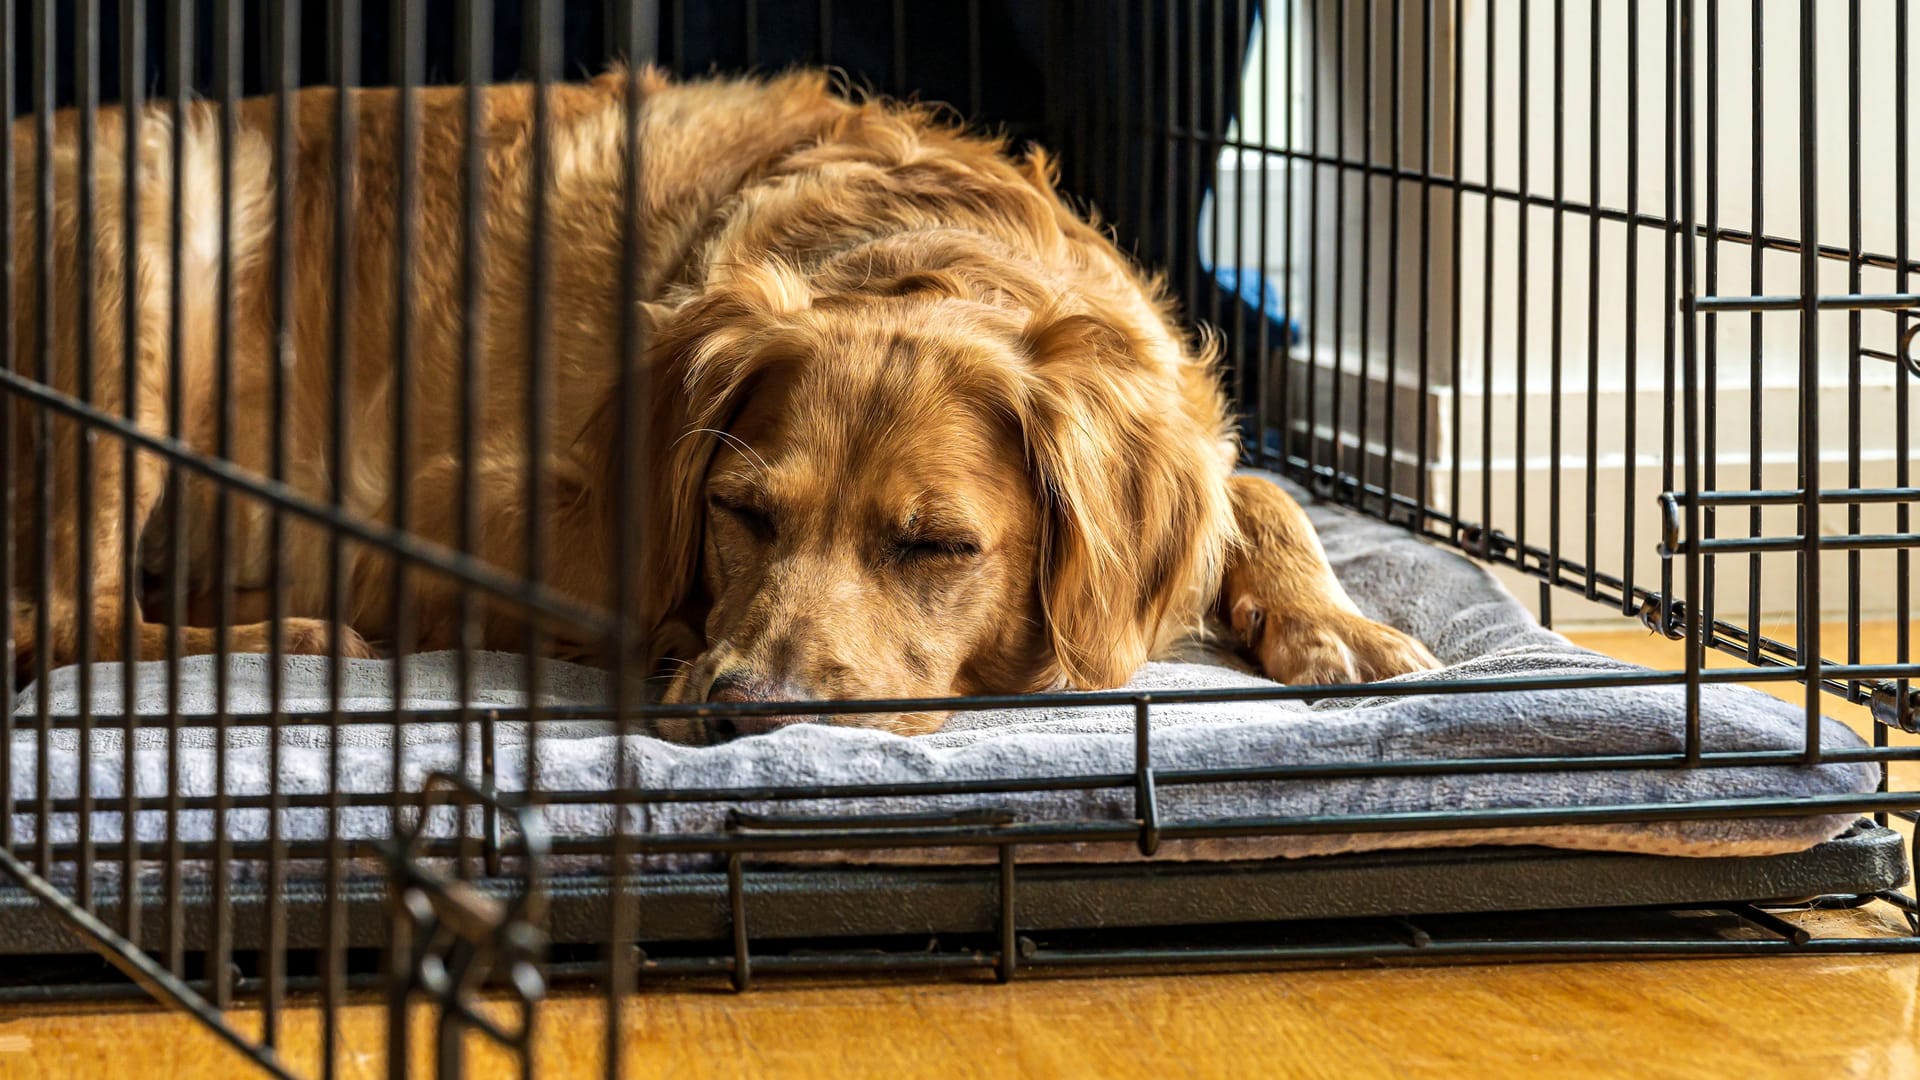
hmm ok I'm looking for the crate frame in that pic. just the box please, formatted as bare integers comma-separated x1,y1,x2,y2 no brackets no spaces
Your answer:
0,1,1916,1077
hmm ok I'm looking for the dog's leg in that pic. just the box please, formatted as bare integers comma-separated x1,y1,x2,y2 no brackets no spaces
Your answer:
9,104,371,682
1217,474,1440,685
6,355,374,680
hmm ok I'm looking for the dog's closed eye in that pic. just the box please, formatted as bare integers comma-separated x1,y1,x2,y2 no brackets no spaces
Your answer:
710,495,777,542
890,534,982,563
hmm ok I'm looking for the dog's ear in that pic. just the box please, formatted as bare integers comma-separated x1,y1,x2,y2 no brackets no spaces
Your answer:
1019,307,1235,689
583,261,813,653
652,260,815,448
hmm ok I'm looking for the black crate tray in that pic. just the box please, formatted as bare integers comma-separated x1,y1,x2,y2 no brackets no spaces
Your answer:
0,820,1907,958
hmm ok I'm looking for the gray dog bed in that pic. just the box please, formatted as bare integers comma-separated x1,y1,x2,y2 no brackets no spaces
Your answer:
9,472,1879,872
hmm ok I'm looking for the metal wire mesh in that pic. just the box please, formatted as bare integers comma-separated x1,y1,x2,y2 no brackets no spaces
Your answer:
0,1,1915,1077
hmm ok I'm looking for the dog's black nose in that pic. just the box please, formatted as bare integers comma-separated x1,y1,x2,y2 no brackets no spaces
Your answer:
705,671,809,737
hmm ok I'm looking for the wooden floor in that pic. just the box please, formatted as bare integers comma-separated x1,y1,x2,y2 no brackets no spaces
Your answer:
0,623,1915,1078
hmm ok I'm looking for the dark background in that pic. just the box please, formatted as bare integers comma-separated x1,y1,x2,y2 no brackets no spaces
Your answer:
10,2,1065,145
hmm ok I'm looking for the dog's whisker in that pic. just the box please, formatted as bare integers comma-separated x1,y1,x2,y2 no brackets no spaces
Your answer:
674,427,771,477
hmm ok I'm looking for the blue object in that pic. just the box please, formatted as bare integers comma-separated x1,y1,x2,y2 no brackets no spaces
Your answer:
1211,265,1301,348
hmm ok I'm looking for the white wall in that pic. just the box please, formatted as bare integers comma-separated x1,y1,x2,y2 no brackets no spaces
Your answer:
1204,0,1920,625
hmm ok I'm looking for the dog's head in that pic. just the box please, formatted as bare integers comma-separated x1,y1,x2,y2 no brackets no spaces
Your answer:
627,245,1233,739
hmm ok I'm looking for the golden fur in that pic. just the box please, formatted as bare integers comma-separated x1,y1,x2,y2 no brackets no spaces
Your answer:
8,69,1436,737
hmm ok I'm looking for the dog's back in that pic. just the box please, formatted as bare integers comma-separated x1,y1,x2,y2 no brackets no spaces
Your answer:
3,69,960,664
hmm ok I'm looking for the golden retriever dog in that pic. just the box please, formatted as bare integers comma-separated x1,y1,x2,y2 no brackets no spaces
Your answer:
8,69,1437,737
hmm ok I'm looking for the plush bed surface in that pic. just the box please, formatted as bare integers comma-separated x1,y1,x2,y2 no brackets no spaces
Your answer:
9,472,1878,870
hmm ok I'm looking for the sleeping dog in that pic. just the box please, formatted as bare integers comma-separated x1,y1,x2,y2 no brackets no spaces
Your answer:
7,69,1438,735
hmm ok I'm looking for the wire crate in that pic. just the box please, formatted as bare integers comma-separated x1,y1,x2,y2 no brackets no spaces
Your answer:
1,1,1917,1077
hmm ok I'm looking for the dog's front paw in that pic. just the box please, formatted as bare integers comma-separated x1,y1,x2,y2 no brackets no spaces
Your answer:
266,618,379,660
1228,597,1441,686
